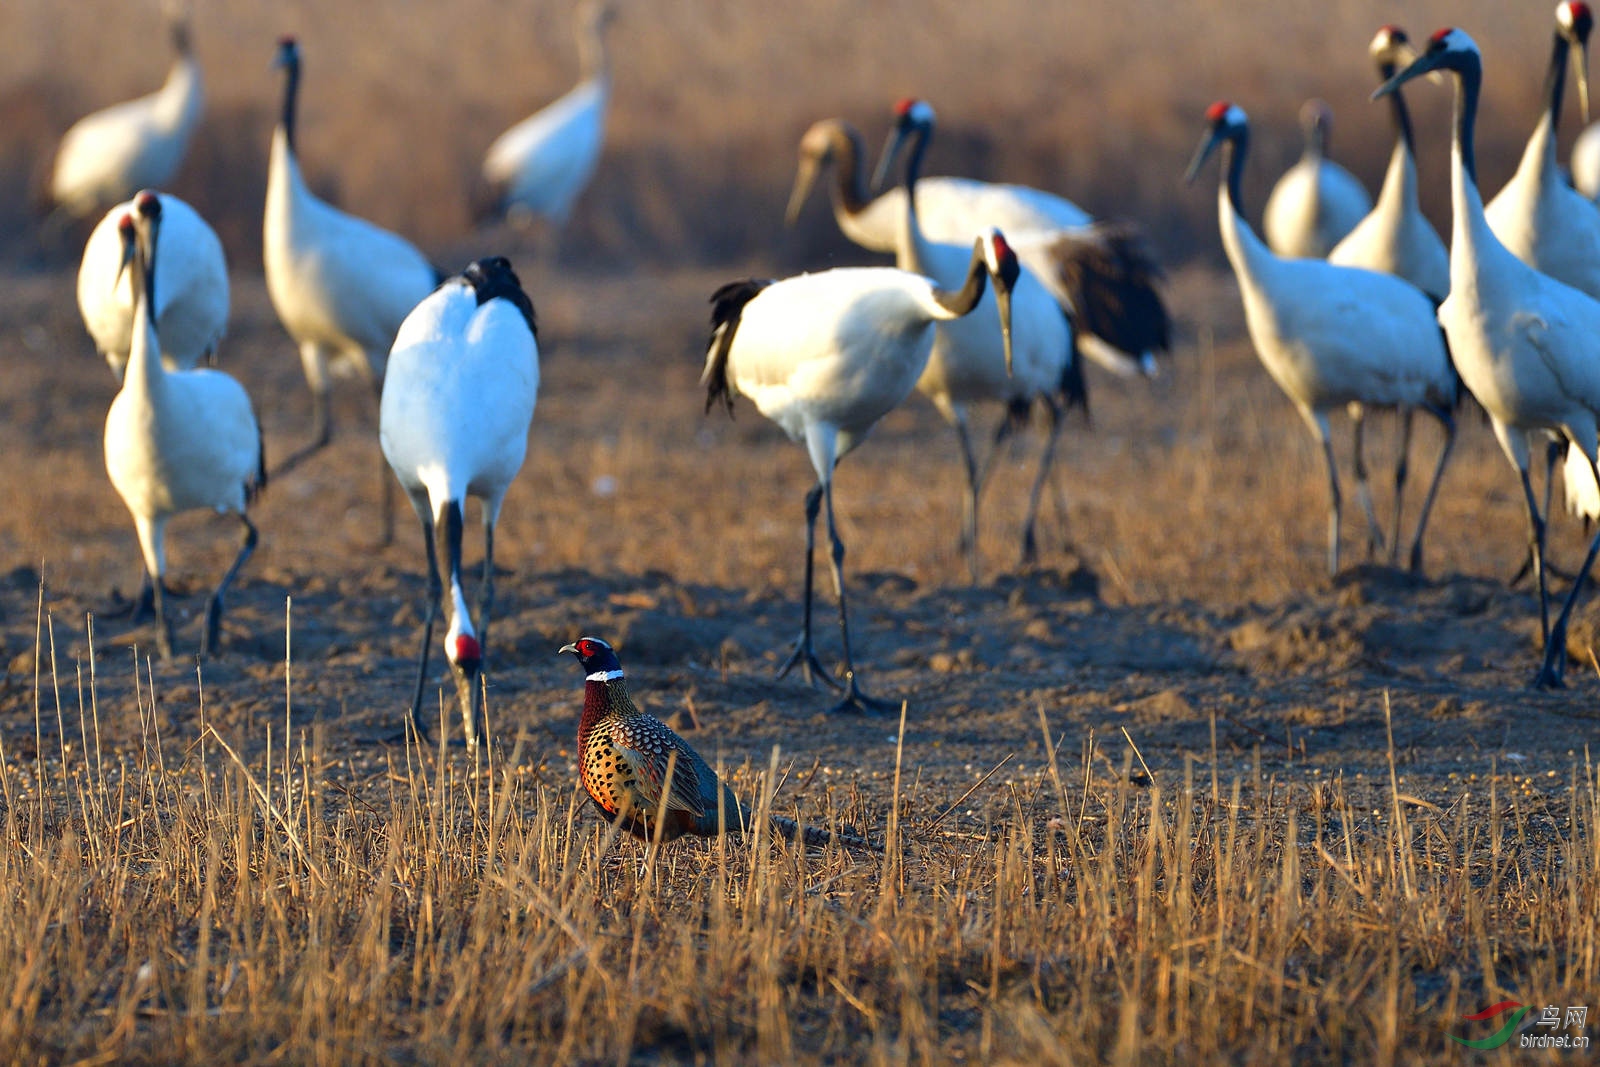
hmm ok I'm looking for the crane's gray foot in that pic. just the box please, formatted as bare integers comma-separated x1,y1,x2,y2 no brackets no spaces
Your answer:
826,674,896,714
776,634,842,690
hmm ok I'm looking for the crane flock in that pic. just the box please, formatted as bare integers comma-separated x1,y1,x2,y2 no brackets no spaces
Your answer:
33,0,1600,758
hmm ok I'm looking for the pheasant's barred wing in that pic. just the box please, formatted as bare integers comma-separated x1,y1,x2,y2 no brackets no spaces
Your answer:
612,736,708,819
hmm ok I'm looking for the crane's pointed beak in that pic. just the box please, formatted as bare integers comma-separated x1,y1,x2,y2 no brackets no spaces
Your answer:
1374,49,1440,101
784,154,820,228
871,125,909,194
994,281,1015,378
114,233,136,295
1183,131,1221,186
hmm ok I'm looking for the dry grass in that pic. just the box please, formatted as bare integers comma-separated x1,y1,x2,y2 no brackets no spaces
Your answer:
0,623,1593,1063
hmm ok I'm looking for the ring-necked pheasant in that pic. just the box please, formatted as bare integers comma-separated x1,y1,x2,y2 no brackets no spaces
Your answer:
559,637,879,850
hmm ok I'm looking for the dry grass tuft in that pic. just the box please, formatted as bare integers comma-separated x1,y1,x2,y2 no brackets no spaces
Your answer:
0,616,1594,1063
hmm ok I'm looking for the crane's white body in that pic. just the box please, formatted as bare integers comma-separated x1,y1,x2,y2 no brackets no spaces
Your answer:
104,229,260,608
1571,119,1600,198
1263,155,1372,259
78,193,227,379
831,178,1090,254
1485,112,1600,300
381,265,539,745
1220,185,1453,427
718,269,956,460
482,0,612,229
381,280,540,528
265,125,438,391
1327,133,1449,300
51,54,202,221
484,77,607,227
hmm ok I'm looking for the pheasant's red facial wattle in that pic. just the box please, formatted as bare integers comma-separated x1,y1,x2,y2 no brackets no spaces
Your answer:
1205,100,1233,124
451,633,481,668
893,97,916,116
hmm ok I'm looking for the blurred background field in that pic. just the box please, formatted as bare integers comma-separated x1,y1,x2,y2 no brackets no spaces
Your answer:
0,0,1566,270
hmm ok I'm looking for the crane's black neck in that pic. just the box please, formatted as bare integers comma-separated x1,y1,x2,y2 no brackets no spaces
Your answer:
1378,62,1417,155
1452,56,1482,187
463,257,539,339
900,120,932,233
830,124,872,216
934,242,991,317
1546,31,1571,130
1222,128,1247,216
279,53,301,153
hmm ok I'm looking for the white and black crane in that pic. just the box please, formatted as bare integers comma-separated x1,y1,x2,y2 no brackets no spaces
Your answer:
1261,100,1372,259
1325,25,1453,563
264,36,441,539
480,0,616,245
78,191,227,381
1186,102,1458,577
380,257,539,747
48,8,203,229
103,192,264,660
789,107,1168,379
1481,2,1600,527
701,233,1017,712
874,99,1086,579
1379,27,1600,688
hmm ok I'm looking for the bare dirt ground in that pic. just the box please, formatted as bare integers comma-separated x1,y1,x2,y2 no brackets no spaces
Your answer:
1,254,1594,823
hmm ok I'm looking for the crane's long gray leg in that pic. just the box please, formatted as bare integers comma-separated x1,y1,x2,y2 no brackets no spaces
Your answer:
821,477,893,714
1020,397,1064,568
777,483,840,690
1317,425,1343,577
201,514,258,658
1389,407,1414,566
1406,407,1455,575
438,500,477,748
1350,405,1385,560
372,376,395,548
954,416,983,584
408,500,443,741
152,574,174,662
1519,465,1552,650
1536,454,1600,689
1512,440,1565,587
478,519,495,661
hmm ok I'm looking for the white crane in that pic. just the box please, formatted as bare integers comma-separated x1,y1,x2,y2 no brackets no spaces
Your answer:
48,8,203,228
1186,102,1458,578
875,99,1085,579
1481,2,1600,527
1486,2,1598,297
103,192,264,660
381,257,539,747
78,191,227,381
1262,100,1373,259
701,233,1017,712
1325,26,1453,563
788,108,1169,378
1379,28,1600,688
265,37,440,540
480,0,616,240
1329,27,1450,301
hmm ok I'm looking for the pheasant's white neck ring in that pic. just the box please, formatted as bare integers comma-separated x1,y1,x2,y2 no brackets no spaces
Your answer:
587,669,625,682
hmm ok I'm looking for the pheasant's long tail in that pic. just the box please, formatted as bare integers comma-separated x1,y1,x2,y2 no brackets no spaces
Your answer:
769,813,882,852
